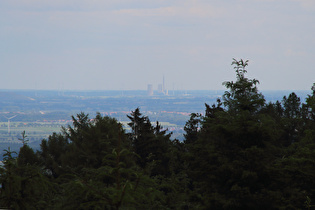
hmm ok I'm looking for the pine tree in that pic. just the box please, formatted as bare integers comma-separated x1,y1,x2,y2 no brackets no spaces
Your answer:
282,92,303,145
185,59,279,209
127,108,173,176
223,58,265,115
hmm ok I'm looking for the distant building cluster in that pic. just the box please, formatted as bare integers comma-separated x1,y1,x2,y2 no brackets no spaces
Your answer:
147,76,168,96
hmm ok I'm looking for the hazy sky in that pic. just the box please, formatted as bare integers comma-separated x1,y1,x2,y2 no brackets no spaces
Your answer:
1,0,314,90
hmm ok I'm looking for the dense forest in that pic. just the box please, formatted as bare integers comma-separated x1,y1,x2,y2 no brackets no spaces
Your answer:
2,59,315,209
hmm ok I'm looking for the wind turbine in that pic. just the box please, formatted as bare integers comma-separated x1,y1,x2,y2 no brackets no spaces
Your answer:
4,115,17,134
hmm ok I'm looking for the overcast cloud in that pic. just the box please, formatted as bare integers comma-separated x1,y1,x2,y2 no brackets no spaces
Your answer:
1,0,314,90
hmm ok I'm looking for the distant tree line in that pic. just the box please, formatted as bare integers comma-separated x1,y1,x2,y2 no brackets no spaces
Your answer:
1,59,315,209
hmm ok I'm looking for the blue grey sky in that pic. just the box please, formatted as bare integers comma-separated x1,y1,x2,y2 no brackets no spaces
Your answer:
1,0,314,90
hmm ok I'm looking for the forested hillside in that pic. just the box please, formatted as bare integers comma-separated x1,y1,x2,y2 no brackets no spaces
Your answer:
1,59,315,209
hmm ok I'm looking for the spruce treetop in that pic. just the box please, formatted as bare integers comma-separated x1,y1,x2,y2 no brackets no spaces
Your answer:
222,58,265,114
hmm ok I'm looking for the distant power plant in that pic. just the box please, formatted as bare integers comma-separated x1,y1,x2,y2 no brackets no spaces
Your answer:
147,76,168,96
